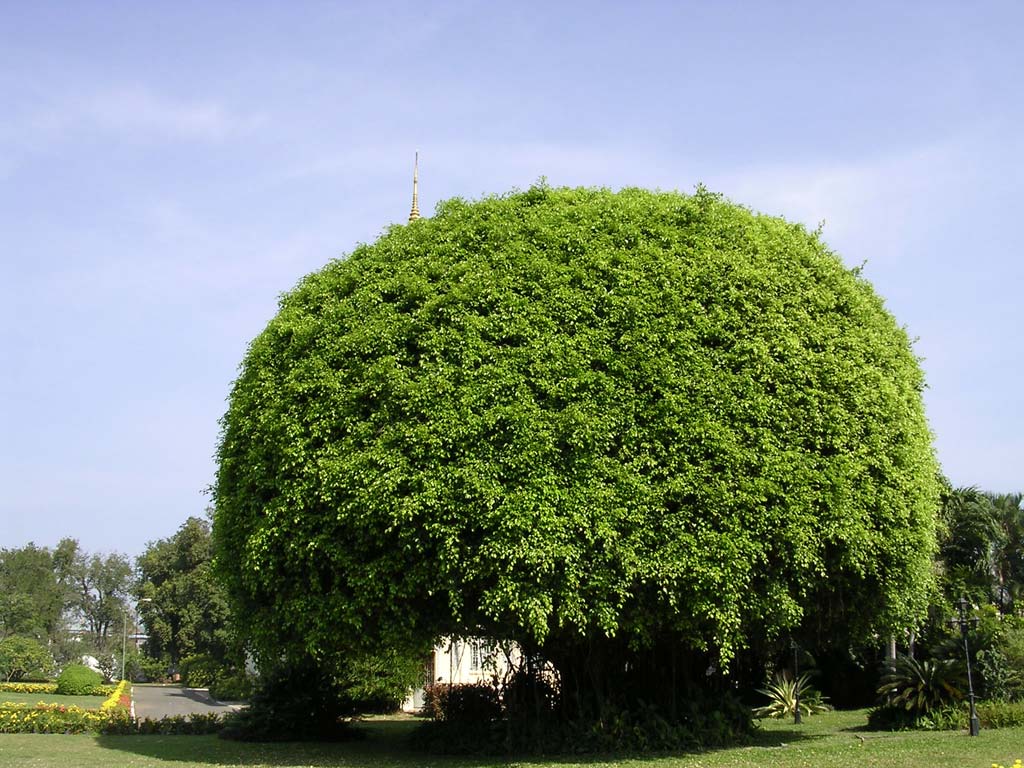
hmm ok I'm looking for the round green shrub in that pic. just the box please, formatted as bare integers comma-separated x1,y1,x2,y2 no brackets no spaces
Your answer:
215,184,938,683
55,664,103,695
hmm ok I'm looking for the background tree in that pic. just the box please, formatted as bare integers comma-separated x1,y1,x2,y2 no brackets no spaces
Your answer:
54,538,134,651
0,544,68,642
935,487,1024,612
214,186,939,737
938,486,1001,604
136,516,235,673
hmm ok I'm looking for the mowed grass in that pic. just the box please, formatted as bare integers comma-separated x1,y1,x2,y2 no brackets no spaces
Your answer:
0,709,1021,768
0,691,106,709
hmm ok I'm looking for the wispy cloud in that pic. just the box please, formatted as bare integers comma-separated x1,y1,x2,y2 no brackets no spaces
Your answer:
0,85,262,171
715,146,952,241
81,86,255,141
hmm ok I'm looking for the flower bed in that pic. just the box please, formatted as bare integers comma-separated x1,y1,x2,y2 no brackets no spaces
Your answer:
0,680,131,734
0,681,114,697
0,680,227,736
0,682,58,695
100,680,130,712
0,702,131,734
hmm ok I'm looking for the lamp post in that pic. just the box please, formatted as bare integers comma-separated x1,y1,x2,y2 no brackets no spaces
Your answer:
120,607,128,682
950,597,980,737
119,598,154,683
791,639,802,725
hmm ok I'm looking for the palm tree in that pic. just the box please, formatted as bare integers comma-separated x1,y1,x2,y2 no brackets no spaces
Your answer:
989,492,1024,613
876,654,964,715
939,486,1002,605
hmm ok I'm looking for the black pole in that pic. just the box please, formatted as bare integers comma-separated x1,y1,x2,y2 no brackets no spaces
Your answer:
953,598,980,737
792,640,802,724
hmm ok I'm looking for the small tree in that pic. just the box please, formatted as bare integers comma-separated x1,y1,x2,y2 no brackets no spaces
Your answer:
0,636,55,682
54,539,133,651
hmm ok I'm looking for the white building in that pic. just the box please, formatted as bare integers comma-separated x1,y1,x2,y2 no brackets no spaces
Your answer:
403,637,513,711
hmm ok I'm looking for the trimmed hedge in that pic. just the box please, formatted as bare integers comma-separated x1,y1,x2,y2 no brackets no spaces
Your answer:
130,713,224,735
56,665,103,695
869,700,1024,731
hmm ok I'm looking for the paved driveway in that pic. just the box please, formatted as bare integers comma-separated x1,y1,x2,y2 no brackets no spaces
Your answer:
132,684,244,720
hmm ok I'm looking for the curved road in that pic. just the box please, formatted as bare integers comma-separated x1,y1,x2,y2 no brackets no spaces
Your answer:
132,684,244,720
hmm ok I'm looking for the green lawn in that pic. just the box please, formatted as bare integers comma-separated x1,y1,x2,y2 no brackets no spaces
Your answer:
0,691,107,709
0,710,1021,768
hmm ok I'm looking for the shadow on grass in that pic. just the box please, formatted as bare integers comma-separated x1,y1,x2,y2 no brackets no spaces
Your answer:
95,718,823,767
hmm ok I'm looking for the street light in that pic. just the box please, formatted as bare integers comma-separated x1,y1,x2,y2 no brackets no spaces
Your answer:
950,597,981,737
120,598,154,683
120,606,128,682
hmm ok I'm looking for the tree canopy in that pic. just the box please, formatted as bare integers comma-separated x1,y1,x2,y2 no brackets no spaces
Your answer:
214,185,939,685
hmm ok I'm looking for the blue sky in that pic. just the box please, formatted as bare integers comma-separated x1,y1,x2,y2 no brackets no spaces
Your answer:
1,1,1021,557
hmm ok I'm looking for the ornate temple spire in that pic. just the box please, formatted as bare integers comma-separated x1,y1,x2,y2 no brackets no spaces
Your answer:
408,151,421,222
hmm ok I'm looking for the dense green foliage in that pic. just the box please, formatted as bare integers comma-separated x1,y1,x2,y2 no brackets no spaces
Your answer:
56,664,104,695
136,516,248,690
217,649,421,741
219,658,362,742
214,185,939,733
209,672,253,702
125,713,225,735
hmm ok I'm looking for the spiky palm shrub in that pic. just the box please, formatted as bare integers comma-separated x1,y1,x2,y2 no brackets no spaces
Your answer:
876,655,964,715
754,671,830,719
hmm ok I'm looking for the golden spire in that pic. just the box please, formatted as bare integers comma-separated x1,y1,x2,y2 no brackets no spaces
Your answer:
408,151,420,222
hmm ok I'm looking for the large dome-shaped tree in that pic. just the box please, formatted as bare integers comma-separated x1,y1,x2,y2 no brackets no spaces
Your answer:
214,185,938,723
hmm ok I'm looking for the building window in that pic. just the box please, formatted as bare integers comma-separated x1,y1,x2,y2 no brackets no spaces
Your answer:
470,641,481,671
